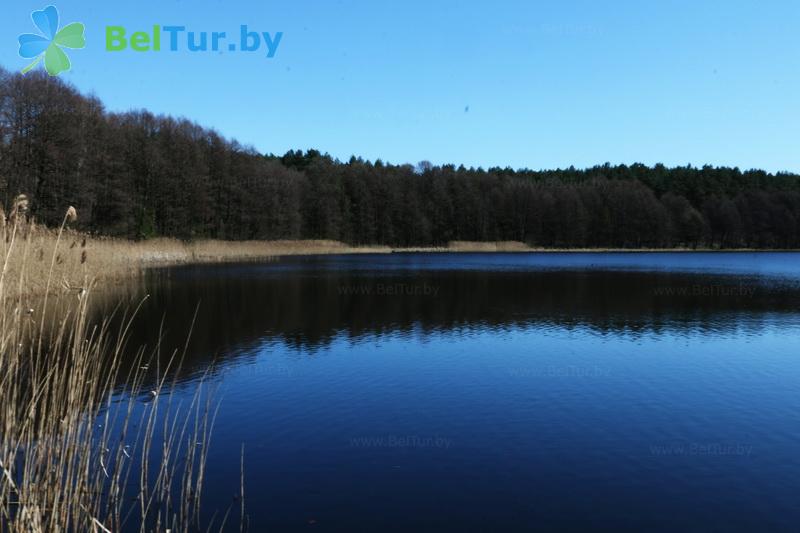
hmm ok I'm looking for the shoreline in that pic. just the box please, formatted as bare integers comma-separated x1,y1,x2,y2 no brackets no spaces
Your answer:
5,231,799,298
137,241,800,271
138,240,800,264
389,247,800,254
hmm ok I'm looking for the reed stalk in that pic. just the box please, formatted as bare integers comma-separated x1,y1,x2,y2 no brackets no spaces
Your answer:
0,201,226,532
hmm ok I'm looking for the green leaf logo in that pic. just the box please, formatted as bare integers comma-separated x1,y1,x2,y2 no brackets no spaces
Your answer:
18,6,85,77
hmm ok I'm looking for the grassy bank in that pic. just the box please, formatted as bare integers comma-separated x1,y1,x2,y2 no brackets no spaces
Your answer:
4,222,537,293
5,218,793,297
2,219,391,294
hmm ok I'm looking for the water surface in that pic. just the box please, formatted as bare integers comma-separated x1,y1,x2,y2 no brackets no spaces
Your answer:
100,253,800,531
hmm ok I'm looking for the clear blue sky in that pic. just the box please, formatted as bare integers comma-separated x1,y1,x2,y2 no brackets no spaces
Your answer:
1,0,798,172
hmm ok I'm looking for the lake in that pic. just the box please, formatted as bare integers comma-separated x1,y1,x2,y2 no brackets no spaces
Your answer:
100,252,800,531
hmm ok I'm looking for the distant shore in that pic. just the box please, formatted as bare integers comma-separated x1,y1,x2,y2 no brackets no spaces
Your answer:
391,241,800,253
5,230,798,297
112,238,800,275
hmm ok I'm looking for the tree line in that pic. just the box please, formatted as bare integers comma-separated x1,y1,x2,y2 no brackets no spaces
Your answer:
2,67,800,248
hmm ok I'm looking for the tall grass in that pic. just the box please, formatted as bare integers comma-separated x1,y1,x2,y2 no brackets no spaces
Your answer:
0,199,230,532
0,221,392,295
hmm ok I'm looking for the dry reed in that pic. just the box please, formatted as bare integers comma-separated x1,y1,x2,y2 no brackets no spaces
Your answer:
1,224,392,296
0,199,235,532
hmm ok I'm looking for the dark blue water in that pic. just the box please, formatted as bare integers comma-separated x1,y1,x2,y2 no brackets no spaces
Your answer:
111,253,800,531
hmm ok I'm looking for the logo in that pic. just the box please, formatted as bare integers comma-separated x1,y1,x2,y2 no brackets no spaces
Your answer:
105,25,283,58
18,5,85,77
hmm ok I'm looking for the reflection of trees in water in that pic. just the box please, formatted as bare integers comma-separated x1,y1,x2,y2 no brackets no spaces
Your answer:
88,264,800,387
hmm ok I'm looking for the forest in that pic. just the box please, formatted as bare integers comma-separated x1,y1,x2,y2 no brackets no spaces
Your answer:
2,67,800,249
